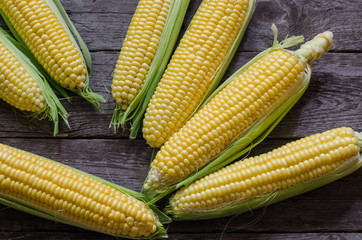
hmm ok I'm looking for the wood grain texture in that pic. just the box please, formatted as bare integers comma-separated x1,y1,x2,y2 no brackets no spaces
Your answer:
58,0,362,52
1,232,362,240
0,52,361,138
0,0,361,239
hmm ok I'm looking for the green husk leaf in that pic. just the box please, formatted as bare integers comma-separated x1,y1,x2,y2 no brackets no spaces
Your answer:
72,85,106,111
0,27,69,135
110,0,191,133
0,147,168,239
169,150,362,220
142,26,306,202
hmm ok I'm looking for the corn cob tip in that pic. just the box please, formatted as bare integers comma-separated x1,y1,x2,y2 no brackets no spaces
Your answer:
144,168,163,190
295,31,333,63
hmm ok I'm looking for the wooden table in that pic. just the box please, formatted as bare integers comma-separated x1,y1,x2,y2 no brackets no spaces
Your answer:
1,0,361,239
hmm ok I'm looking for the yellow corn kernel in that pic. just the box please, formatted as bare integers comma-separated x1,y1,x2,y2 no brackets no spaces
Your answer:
0,0,87,90
143,0,251,147
145,49,306,190
170,127,361,215
111,0,171,110
0,40,44,112
0,143,158,238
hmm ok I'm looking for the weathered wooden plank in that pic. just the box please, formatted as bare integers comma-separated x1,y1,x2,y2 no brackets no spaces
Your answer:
0,0,361,238
2,0,357,52
0,52,360,138
61,0,139,13
1,232,362,240
55,0,362,52
59,0,203,14
0,232,362,240
0,138,361,235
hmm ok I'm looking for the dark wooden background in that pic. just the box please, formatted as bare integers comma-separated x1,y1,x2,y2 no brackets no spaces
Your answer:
1,0,361,239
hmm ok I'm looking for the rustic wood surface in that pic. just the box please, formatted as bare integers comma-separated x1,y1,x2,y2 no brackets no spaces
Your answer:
0,0,361,239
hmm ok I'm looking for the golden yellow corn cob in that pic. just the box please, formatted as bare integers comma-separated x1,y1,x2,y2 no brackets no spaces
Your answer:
143,0,253,147
112,0,171,110
0,40,44,113
0,27,68,135
0,143,166,238
143,31,333,192
168,127,362,219
0,0,87,90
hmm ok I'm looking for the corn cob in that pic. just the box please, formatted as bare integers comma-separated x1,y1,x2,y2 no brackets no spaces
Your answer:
0,27,68,135
0,0,104,109
0,143,168,239
142,28,333,201
142,0,256,147
167,127,362,220
111,0,190,133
